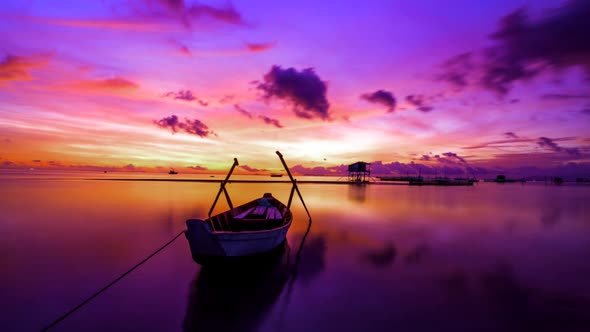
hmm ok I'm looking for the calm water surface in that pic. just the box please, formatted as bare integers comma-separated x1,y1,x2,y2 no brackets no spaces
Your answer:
1,171,589,331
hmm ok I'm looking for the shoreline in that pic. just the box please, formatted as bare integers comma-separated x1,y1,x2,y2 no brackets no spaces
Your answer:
84,178,409,185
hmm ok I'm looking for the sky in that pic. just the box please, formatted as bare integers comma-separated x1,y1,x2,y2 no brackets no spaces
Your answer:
1,0,589,177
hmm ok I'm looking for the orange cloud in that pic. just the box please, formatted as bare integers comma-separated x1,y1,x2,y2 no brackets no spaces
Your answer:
73,77,139,93
0,54,51,84
246,42,274,52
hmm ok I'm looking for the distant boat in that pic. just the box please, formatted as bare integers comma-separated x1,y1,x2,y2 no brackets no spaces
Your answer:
185,151,311,265
169,168,178,175
270,173,283,177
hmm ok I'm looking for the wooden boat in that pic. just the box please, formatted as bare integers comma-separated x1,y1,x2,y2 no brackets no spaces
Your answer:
185,151,310,264
270,173,283,177
169,168,178,175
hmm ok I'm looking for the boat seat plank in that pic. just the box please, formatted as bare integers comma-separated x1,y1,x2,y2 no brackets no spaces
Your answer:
266,207,281,219
253,206,267,215
234,207,255,219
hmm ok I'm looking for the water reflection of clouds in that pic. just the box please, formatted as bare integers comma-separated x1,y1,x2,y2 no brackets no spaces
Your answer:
540,206,561,228
359,243,396,268
404,244,431,264
290,234,327,284
478,263,590,331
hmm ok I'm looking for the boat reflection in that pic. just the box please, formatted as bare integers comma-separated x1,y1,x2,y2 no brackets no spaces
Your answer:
183,241,291,332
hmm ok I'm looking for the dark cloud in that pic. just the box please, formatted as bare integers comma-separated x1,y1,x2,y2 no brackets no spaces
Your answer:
165,89,195,101
464,138,533,149
420,154,431,161
436,52,474,89
183,119,214,136
360,244,396,268
234,104,252,119
360,90,396,112
258,115,283,128
537,137,581,157
581,109,590,115
257,65,330,120
482,1,590,95
404,244,431,264
154,115,215,137
441,152,467,164
164,90,208,106
439,1,590,95
405,94,433,112
144,0,245,28
465,136,581,152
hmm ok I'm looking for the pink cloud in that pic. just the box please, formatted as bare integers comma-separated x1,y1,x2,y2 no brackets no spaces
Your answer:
179,45,192,56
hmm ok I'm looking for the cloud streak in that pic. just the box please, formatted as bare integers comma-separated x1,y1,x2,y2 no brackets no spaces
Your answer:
75,77,139,92
537,137,581,157
234,104,253,118
258,115,283,128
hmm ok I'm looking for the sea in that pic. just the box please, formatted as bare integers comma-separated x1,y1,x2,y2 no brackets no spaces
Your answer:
1,169,589,332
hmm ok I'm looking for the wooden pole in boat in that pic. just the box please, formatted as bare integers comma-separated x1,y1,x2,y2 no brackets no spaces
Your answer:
276,151,311,220
208,158,239,221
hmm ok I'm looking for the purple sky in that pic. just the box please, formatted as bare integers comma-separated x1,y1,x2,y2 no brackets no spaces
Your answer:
1,0,589,177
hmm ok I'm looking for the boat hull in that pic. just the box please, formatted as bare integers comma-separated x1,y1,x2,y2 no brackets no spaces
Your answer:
185,218,291,264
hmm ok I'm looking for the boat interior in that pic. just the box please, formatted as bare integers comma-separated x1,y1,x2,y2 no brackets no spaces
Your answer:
208,194,292,232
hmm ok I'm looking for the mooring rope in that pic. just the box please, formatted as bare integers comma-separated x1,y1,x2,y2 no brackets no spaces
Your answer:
40,229,186,332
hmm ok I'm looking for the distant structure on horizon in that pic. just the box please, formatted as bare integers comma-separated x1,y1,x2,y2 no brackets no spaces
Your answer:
348,161,371,182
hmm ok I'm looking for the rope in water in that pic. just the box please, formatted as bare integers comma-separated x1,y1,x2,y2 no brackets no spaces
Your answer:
40,229,186,332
